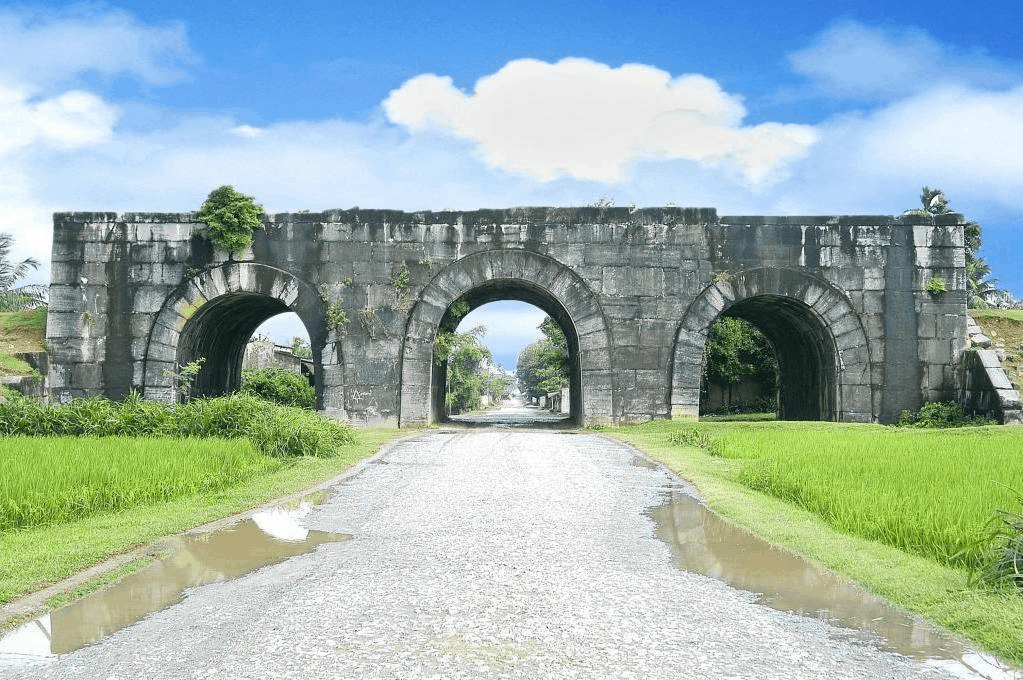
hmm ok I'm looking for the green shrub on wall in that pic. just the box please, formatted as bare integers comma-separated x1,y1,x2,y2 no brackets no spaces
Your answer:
195,186,264,253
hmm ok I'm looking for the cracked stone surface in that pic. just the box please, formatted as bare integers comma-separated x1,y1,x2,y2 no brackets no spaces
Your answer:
5,430,986,679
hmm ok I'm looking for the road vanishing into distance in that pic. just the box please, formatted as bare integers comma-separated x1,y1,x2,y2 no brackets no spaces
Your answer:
3,407,1013,679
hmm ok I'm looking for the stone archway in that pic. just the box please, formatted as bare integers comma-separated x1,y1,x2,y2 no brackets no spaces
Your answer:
671,267,874,422
399,250,615,427
141,262,338,407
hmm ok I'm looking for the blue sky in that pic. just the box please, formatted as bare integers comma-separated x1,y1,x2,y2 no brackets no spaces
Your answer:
3,1,1021,370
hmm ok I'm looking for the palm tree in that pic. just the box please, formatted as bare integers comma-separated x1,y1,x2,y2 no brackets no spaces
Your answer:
0,233,47,312
966,257,1005,309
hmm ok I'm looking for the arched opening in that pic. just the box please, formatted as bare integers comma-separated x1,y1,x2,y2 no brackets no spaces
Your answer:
430,284,579,427
178,294,310,400
241,312,316,400
700,297,836,420
699,315,779,418
672,268,874,423
144,263,330,408
400,249,615,428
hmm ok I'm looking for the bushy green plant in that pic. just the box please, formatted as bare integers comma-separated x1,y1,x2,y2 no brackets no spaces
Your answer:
449,298,470,320
195,185,264,253
0,393,354,457
895,401,994,428
435,325,499,414
391,263,410,291
326,300,349,331
925,274,948,294
701,317,779,412
244,405,356,458
241,366,315,410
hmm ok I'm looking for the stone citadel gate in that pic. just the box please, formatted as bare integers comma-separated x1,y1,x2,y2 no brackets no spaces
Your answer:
46,207,969,426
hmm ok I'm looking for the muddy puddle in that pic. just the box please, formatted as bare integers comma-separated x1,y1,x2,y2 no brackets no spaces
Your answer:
0,496,348,666
651,486,1018,678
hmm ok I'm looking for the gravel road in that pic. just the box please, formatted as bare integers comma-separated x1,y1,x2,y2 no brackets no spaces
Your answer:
6,429,990,679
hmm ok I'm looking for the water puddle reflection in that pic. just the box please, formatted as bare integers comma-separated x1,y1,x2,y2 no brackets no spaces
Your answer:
651,487,1018,678
1,498,348,667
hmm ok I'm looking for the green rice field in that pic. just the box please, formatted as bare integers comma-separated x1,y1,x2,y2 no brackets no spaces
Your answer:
612,419,1023,665
695,423,1023,567
0,437,280,531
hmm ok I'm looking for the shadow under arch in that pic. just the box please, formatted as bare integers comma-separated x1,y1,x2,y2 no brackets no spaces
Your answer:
399,250,615,427
142,262,339,407
671,267,874,422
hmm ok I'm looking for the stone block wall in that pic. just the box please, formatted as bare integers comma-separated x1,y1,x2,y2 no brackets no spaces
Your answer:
46,207,968,426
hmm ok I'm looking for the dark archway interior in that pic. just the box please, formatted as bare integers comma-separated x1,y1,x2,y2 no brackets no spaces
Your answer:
177,293,292,400
431,280,581,425
716,296,838,421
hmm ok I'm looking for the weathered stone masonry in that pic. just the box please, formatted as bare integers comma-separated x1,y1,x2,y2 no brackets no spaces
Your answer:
46,207,970,426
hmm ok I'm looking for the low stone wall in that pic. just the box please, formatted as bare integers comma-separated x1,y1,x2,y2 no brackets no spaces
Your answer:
960,319,1021,423
959,349,1022,424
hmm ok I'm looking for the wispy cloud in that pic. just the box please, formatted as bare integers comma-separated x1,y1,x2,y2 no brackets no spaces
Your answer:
0,7,195,89
789,20,1023,99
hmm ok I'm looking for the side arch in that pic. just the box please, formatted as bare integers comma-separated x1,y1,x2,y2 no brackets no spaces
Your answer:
399,249,615,426
142,262,340,408
671,267,874,422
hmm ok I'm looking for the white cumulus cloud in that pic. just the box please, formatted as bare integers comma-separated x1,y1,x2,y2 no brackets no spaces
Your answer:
383,58,817,185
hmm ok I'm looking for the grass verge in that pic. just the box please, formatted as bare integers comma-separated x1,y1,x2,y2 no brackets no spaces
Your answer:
0,437,278,531
608,419,1023,667
0,307,46,378
0,428,402,613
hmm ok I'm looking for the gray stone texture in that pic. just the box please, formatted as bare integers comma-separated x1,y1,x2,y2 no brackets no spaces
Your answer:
46,207,973,425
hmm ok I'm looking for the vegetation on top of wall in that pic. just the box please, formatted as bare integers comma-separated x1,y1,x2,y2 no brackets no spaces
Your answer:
195,186,264,254
912,187,1012,308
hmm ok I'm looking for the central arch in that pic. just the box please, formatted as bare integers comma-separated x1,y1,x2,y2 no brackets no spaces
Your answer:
671,267,874,422
399,250,615,427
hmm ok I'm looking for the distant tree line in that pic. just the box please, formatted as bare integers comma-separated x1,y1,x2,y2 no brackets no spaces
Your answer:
516,317,569,401
435,324,510,414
